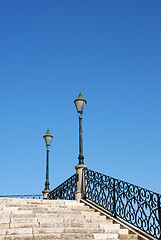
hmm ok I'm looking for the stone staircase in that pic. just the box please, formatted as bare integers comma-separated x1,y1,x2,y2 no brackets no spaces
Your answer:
0,198,141,240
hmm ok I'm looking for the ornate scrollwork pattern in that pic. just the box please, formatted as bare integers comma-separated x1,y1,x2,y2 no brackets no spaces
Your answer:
49,174,77,200
86,169,161,239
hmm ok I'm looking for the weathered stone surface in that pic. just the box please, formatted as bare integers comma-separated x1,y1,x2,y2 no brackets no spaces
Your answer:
5,235,33,240
9,222,39,229
6,228,32,235
0,198,140,239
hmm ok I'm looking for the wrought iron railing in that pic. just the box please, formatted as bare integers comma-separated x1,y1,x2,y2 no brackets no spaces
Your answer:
49,173,77,200
0,194,43,199
86,169,161,239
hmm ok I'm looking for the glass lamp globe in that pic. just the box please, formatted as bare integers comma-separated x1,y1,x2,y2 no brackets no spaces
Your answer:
43,129,53,147
74,92,87,114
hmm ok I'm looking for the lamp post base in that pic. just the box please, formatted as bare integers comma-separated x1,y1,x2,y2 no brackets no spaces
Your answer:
75,164,88,201
42,189,50,200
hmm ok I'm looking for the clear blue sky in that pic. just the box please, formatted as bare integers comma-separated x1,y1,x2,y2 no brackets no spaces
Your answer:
0,0,161,195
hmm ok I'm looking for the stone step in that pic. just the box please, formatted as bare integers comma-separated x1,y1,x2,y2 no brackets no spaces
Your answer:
10,217,38,223
118,234,139,239
84,214,107,221
34,234,61,240
43,223,102,230
37,214,102,223
115,229,129,235
5,235,33,240
4,205,85,212
9,222,39,229
6,228,33,235
61,232,118,239
17,208,95,214
10,214,35,219
10,210,33,215
34,233,92,240
100,223,120,230
1,207,20,212
60,232,103,239
19,204,79,209
37,216,64,223
100,224,130,234
33,227,104,234
12,209,97,215
36,215,108,224
105,228,129,234
3,199,84,206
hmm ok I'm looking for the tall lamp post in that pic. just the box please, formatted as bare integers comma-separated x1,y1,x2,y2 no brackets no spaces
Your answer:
74,92,88,201
42,129,53,199
74,92,87,165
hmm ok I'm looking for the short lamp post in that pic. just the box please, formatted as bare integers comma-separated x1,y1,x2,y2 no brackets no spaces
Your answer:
42,129,53,199
74,92,88,201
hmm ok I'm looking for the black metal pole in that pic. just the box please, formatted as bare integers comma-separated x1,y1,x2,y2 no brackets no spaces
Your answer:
45,147,50,190
113,178,116,217
78,114,84,165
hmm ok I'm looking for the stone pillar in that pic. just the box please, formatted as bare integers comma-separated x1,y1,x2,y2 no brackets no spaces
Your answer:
75,164,88,201
42,189,50,200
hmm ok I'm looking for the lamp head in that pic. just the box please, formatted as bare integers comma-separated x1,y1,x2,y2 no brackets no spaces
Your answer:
74,92,87,114
43,129,53,147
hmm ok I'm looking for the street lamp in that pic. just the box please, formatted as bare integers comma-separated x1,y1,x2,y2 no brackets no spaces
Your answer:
74,92,87,165
43,129,53,199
